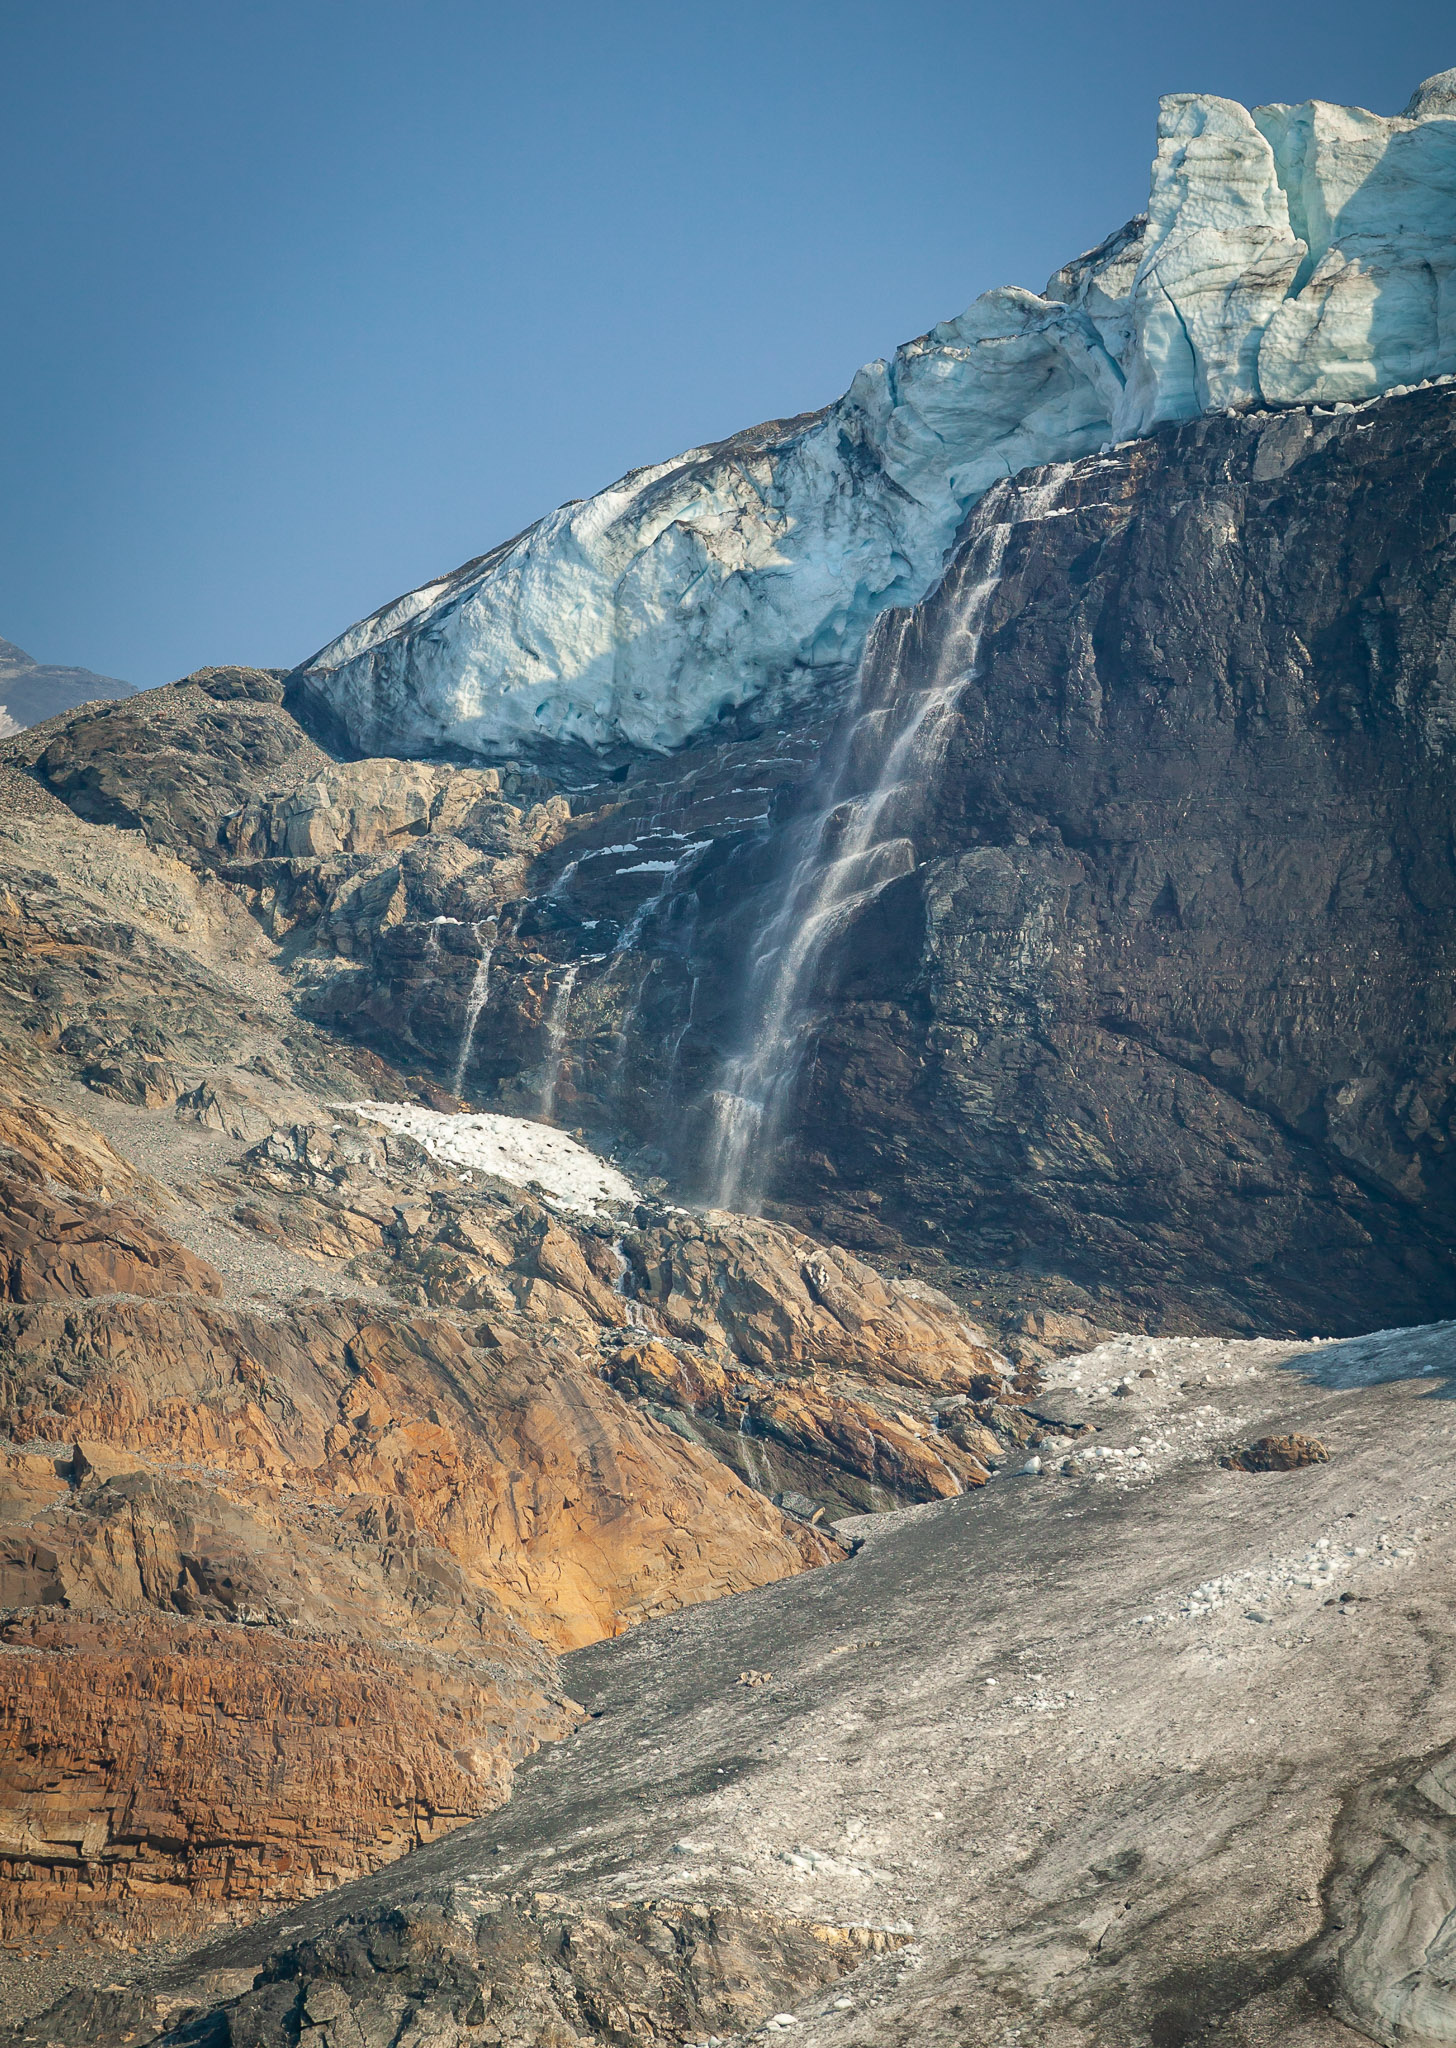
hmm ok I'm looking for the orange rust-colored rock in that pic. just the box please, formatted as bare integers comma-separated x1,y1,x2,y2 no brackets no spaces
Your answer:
0,1298,830,1650
626,1212,1004,1391
0,1090,138,1198
0,1284,831,1945
232,1124,1020,1515
0,1611,574,1948
0,1073,1014,1949
605,1340,990,1500
0,796,1020,1953
0,1173,224,1302
0,1071,221,1306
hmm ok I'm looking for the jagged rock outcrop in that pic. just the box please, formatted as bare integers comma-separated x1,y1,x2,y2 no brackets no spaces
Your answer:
34,1891,908,2046
0,1089,842,1944
290,74,1456,762
226,1116,1021,1516
0,792,1019,1951
21,669,330,851
16,388,1456,1339
474,387,1456,1338
0,1173,222,1300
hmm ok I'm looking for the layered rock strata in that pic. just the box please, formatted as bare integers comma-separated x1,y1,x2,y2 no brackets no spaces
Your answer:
0,785,1017,1951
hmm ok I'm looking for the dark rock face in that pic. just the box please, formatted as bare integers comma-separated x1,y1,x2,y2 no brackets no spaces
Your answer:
497,387,1456,1336
788,389,1456,1335
30,1892,904,2047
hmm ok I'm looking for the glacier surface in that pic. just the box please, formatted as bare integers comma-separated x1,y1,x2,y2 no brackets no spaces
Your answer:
297,70,1456,761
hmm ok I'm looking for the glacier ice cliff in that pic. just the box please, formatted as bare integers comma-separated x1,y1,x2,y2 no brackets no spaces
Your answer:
294,70,1456,761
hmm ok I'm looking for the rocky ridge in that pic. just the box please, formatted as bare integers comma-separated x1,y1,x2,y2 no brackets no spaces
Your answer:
0,742,1028,1964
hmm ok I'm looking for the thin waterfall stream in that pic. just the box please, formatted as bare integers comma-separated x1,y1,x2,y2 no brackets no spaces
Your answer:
536,963,579,1120
451,924,495,1098
702,481,1060,1209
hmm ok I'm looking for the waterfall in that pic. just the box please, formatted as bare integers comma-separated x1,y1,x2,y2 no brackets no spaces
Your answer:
609,1238,652,1330
702,481,1058,1211
451,924,494,1097
736,1411,778,1496
536,963,579,1120
604,839,708,1110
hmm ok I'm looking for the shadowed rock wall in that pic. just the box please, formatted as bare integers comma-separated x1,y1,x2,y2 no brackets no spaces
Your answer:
490,389,1456,1336
778,390,1456,1333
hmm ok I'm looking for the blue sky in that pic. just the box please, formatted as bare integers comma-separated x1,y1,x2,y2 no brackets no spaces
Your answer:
1,0,1449,685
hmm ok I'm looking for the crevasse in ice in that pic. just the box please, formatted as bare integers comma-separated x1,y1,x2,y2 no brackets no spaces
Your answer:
297,72,1456,760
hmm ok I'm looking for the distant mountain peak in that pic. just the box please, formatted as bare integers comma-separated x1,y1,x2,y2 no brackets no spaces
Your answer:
0,635,134,733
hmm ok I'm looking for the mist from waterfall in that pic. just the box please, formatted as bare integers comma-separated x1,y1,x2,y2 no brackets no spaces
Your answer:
700,480,1059,1211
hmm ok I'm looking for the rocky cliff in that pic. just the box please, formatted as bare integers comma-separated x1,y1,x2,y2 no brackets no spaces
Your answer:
0,735,1023,1962
23,385,1456,1346
5,63,1456,2029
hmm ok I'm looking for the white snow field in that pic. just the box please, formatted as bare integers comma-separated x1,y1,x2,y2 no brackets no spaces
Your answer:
349,1101,636,1213
298,71,1456,761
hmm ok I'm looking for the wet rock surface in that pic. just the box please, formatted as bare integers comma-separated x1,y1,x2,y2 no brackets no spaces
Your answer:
473,387,1456,1339
785,386,1456,1337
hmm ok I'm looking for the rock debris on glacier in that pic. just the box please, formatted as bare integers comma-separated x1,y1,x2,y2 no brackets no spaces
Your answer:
55,1314,1456,2046
293,71,1456,762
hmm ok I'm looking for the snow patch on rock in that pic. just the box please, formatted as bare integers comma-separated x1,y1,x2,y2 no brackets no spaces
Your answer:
297,73,1456,762
349,1101,636,1213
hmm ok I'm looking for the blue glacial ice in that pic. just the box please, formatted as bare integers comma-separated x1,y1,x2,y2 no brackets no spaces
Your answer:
297,70,1456,761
